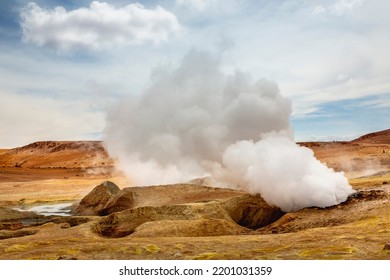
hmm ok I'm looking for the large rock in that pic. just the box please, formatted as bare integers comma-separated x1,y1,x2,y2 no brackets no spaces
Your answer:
221,194,285,229
100,184,245,215
92,201,234,237
74,181,120,215
98,188,137,215
131,219,250,237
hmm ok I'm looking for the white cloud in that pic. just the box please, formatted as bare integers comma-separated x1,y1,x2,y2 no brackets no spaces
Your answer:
312,5,326,16
176,0,216,10
330,0,365,16
20,1,182,51
312,0,365,17
2,0,388,146
225,0,390,120
356,94,390,109
336,73,350,82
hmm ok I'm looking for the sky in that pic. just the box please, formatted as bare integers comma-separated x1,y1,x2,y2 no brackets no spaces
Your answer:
0,0,389,148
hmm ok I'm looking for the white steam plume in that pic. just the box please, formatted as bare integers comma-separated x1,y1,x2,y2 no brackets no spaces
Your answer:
104,50,355,212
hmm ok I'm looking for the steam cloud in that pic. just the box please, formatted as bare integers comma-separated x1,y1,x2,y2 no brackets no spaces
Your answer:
104,50,355,212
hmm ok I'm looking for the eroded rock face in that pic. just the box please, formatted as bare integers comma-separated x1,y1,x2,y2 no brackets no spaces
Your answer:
80,182,287,238
82,183,245,216
221,194,285,229
0,207,41,222
99,188,137,215
132,219,250,237
101,184,246,215
0,229,38,240
92,202,234,237
74,181,120,215
0,206,43,231
257,186,390,234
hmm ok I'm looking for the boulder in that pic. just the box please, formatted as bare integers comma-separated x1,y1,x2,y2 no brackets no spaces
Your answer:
99,188,137,215
73,181,120,215
92,201,234,237
221,194,285,229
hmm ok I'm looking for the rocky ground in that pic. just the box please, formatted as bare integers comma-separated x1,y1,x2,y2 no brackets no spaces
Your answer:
0,129,389,259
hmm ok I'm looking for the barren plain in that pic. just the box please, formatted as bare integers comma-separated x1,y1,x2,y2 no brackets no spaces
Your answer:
0,130,389,260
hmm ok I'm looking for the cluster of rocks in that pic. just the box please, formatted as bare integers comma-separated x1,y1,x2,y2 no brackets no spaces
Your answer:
73,181,285,238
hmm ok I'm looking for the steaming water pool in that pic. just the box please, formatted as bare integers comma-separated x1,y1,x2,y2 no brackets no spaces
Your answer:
13,202,74,216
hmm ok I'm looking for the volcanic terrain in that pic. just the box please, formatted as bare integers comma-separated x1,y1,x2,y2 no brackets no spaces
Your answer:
0,129,389,259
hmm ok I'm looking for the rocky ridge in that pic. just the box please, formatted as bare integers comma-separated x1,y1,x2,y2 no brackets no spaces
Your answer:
74,181,284,238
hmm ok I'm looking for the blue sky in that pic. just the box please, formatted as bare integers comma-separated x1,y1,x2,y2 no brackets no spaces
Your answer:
0,0,389,147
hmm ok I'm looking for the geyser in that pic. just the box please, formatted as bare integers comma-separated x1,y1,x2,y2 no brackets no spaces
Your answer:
104,50,355,212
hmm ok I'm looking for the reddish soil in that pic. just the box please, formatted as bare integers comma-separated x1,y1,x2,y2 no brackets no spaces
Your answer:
0,129,389,260
299,129,390,178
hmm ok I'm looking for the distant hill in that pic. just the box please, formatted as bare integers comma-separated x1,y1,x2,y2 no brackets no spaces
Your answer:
298,128,389,177
0,128,388,172
352,129,390,144
0,141,113,169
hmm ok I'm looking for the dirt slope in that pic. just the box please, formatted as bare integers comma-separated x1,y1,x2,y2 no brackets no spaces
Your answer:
299,129,390,178
352,128,390,144
1,128,389,179
0,141,113,169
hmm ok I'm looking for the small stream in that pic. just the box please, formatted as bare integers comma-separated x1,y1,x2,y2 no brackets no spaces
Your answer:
13,202,74,217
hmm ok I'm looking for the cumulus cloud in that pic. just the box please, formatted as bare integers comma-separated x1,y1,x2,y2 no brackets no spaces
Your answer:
20,1,182,51
104,50,355,212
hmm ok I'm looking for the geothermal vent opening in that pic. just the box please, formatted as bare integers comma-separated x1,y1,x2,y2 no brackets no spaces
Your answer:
104,50,355,212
